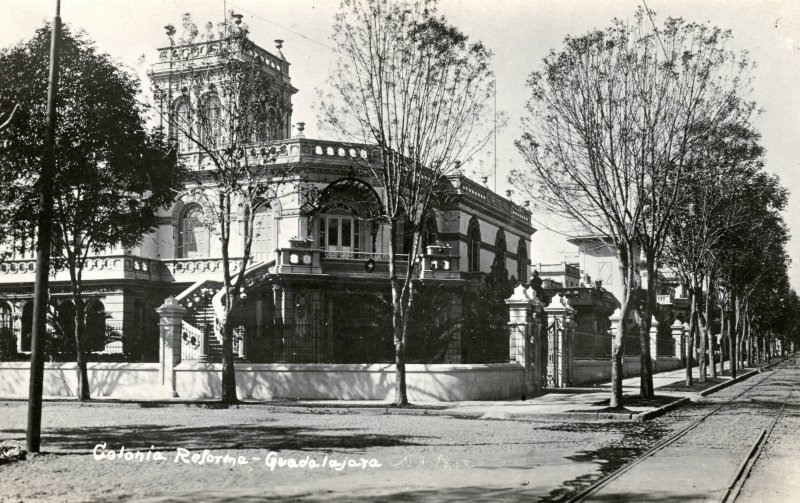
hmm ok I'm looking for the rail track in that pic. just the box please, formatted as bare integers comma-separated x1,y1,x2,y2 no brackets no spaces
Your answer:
565,359,794,503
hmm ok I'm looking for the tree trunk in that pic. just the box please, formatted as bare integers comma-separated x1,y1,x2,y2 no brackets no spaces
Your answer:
735,295,742,372
388,222,408,406
73,295,90,401
638,261,656,399
610,322,624,408
719,302,726,376
220,316,238,404
392,277,407,406
685,288,694,387
218,198,238,405
745,306,752,366
706,287,716,379
694,283,706,383
610,252,635,408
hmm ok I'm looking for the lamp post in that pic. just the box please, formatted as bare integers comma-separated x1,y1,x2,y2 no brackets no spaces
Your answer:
27,0,61,453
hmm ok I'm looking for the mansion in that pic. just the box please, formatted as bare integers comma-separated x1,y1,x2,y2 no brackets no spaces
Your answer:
0,32,534,368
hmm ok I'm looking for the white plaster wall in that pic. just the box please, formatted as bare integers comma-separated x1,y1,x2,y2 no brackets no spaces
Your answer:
0,362,165,399
174,363,524,401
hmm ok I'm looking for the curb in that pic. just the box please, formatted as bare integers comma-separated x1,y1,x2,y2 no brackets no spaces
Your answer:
699,369,759,397
635,396,690,421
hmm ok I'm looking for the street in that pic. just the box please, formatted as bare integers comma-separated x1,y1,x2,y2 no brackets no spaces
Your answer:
0,359,798,502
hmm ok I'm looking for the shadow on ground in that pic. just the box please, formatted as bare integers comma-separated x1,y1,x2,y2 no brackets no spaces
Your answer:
536,420,672,502
142,485,547,503
0,422,427,453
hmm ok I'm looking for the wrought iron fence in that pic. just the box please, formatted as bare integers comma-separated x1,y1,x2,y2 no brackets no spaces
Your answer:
573,330,612,360
623,332,642,357
657,335,675,357
242,318,394,364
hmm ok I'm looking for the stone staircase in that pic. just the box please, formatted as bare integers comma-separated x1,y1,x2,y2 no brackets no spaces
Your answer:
173,259,275,362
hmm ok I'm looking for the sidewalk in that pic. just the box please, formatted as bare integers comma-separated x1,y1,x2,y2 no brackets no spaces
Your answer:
17,358,782,422
285,361,768,422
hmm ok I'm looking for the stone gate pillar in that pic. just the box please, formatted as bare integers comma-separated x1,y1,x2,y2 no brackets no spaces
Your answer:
671,319,684,363
650,316,659,371
157,296,186,398
506,285,543,395
545,293,575,388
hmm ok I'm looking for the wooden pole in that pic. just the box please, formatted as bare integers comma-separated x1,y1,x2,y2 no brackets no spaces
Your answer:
27,0,60,453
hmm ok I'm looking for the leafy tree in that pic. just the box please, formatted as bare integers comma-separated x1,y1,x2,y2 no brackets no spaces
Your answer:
151,15,293,404
319,0,496,405
0,25,181,399
513,8,754,406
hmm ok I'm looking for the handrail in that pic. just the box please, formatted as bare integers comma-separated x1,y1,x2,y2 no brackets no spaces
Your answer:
212,259,276,327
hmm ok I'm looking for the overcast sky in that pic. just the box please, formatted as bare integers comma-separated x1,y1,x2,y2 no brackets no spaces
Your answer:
2,0,798,288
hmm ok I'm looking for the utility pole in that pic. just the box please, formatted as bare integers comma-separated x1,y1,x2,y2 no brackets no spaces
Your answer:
27,0,61,454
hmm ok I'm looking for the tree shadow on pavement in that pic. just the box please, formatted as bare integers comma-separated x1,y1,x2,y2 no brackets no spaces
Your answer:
0,423,427,453
144,485,548,503
537,421,672,502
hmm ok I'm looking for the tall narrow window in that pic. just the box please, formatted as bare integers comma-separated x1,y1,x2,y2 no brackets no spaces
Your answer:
0,303,13,352
494,230,507,270
21,302,32,352
421,216,439,252
200,94,222,146
174,100,192,152
517,240,528,283
319,213,364,258
252,205,274,263
179,205,209,258
467,217,481,272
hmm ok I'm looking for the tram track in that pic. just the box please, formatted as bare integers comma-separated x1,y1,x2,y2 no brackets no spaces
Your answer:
564,362,793,502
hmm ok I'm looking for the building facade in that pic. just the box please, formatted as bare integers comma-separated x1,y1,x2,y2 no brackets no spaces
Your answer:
0,33,534,370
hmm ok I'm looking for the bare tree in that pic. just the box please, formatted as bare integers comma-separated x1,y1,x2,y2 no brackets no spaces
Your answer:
319,0,496,405
665,122,768,384
151,14,294,404
513,9,754,406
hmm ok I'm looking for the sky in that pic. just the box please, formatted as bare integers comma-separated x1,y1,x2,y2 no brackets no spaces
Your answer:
1,0,798,288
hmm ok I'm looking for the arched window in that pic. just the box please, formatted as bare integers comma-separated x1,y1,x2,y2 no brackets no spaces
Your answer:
174,100,193,152
467,217,481,272
252,204,274,263
494,230,506,270
517,239,528,283
178,204,209,258
200,93,222,146
315,178,381,258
